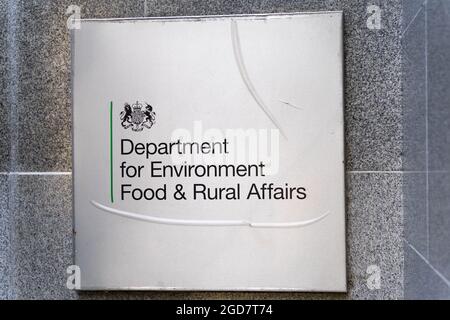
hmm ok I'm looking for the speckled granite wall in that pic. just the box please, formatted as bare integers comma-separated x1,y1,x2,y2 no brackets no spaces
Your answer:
0,0,446,300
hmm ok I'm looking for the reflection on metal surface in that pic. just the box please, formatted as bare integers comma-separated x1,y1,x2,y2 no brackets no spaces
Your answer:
91,200,330,228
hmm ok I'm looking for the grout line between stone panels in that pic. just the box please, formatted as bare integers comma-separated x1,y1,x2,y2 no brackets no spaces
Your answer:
0,172,72,175
425,0,430,260
405,240,450,288
348,171,407,174
347,170,449,174
348,171,410,174
1,171,448,176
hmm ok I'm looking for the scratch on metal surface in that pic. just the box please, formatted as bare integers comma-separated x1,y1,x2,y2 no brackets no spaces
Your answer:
230,19,287,139
91,200,330,228
279,100,302,110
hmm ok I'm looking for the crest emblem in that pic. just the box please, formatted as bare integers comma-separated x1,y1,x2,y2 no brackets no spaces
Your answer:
120,101,156,131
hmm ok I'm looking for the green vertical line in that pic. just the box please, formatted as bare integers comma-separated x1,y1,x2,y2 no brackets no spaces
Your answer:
110,101,114,203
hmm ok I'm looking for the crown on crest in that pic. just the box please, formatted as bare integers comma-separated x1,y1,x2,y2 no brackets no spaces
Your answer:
132,101,143,110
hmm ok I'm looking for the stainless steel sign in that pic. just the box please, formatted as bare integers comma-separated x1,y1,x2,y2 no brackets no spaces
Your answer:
72,12,346,291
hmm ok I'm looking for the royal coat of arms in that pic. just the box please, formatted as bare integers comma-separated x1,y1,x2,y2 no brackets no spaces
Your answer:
120,101,156,131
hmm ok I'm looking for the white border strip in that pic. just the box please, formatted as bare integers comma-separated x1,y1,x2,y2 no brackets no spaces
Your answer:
77,11,343,23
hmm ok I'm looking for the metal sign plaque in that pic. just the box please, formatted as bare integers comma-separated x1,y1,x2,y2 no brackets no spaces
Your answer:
72,12,346,291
